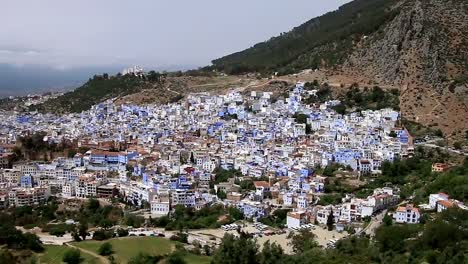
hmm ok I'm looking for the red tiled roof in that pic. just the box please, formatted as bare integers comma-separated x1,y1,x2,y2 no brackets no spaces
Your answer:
91,150,123,156
254,181,270,188
437,200,454,208
396,204,419,213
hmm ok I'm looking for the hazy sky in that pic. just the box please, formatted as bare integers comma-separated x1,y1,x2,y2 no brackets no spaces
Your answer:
1,0,350,70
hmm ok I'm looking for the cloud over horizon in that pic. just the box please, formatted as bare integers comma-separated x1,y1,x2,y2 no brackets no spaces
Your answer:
1,0,350,70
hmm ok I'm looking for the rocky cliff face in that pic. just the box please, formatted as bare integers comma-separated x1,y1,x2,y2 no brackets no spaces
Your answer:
343,0,468,139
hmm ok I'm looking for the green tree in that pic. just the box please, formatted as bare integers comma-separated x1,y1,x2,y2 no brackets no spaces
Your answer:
211,233,259,264
170,232,188,244
287,229,319,253
166,252,187,264
258,241,284,264
117,228,129,237
23,232,44,252
434,129,444,137
128,253,164,264
78,221,88,241
332,104,347,115
326,210,334,231
334,235,374,259
86,198,100,213
72,230,81,242
217,190,227,200
99,219,114,229
0,249,16,263
322,166,335,177
108,255,117,264
203,245,212,256
293,113,309,124
190,152,195,164
228,207,244,221
419,208,468,250
98,242,114,256
375,225,419,253
63,249,82,264
382,213,393,226
92,230,113,241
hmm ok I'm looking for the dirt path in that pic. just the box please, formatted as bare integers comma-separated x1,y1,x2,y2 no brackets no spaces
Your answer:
189,79,242,88
65,243,109,264
238,78,293,92
166,87,181,95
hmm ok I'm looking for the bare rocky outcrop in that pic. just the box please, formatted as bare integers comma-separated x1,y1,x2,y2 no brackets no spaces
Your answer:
342,0,468,139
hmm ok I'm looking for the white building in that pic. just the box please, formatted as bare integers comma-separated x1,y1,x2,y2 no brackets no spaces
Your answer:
287,211,307,229
253,181,270,198
394,204,420,224
283,192,293,206
429,193,449,209
297,195,308,209
436,199,467,213
122,65,144,76
171,189,196,207
62,182,76,198
8,187,50,207
150,192,171,216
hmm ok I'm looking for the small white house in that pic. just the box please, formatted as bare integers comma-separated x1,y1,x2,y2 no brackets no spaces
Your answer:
254,181,270,198
283,193,293,206
287,211,306,229
394,204,420,224
150,193,171,216
429,193,449,209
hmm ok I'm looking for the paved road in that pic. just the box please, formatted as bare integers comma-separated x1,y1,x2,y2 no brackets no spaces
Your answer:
361,210,387,237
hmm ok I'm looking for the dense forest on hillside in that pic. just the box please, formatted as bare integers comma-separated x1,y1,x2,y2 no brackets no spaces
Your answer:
302,81,400,113
31,74,151,113
212,0,400,75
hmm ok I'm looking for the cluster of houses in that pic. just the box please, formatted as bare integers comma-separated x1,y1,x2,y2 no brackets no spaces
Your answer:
427,192,467,212
121,65,145,77
286,187,400,230
1,81,460,231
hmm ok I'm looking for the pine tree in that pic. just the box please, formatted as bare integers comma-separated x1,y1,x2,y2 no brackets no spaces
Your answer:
327,210,334,231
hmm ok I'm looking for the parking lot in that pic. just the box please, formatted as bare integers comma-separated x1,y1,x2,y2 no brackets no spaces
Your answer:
190,222,348,254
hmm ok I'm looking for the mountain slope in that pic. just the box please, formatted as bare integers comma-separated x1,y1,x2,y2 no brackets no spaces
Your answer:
212,0,401,74
31,73,246,113
342,0,468,139
212,0,468,139
32,74,151,113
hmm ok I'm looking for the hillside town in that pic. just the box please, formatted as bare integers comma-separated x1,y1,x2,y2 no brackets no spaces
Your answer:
0,82,465,249
1,0,467,262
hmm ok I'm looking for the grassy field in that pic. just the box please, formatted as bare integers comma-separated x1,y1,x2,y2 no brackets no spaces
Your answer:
38,245,99,264
71,237,211,264
183,253,212,264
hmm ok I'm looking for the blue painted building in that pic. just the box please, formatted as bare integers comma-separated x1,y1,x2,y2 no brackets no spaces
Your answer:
20,175,34,188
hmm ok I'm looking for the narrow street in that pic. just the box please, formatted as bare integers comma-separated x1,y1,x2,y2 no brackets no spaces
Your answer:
362,210,387,237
